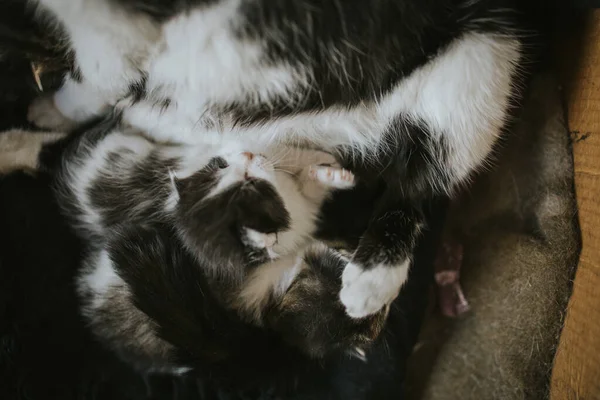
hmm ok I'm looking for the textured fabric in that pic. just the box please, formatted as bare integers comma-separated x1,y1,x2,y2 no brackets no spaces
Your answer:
407,72,581,399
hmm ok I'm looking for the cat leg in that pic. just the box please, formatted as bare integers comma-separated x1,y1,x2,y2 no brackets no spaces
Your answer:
336,33,520,318
340,198,424,319
0,129,67,175
298,164,355,206
338,119,456,319
28,74,108,131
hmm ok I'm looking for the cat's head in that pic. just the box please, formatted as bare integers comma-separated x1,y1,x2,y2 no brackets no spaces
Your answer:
171,147,297,280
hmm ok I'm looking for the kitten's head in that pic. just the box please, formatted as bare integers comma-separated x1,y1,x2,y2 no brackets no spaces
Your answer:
172,148,294,280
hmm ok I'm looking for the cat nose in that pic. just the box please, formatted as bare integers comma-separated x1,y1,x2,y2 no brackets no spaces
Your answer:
242,152,254,161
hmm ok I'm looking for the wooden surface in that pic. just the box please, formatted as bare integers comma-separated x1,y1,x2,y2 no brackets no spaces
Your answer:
551,12,600,400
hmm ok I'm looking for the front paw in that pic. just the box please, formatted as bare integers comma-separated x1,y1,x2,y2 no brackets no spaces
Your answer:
0,129,67,175
241,228,279,259
28,95,77,131
308,166,355,189
340,261,410,319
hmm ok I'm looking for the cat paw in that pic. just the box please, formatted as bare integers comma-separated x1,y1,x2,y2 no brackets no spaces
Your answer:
242,228,279,259
0,129,67,175
309,166,355,189
243,228,277,249
340,261,409,319
28,95,77,131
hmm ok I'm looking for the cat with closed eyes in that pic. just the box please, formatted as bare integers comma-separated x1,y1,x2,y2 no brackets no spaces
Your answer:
25,0,533,321
0,126,443,400
42,113,387,372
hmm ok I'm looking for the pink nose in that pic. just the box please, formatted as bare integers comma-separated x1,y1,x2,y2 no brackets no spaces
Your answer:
242,151,254,161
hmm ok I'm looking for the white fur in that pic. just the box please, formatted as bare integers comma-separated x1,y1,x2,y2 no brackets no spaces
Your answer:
34,0,157,118
237,255,306,321
53,76,109,121
32,0,520,194
61,128,155,235
340,260,410,319
204,152,274,198
78,249,127,311
145,1,304,106
243,228,277,251
124,33,520,196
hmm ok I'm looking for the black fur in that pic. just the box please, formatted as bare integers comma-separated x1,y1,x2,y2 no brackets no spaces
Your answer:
175,172,291,271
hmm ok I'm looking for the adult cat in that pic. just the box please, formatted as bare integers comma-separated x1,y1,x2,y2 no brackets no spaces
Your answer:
28,0,528,319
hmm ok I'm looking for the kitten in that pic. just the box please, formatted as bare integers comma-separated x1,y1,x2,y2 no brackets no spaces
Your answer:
53,115,371,330
27,0,528,319
0,121,389,376
0,121,442,397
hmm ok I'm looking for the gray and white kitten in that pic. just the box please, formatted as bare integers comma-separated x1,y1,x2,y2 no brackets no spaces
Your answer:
27,0,527,319
55,119,357,325
0,124,388,375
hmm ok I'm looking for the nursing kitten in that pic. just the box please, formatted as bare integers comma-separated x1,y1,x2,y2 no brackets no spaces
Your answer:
27,0,528,320
0,133,425,400
0,119,390,378
50,115,385,362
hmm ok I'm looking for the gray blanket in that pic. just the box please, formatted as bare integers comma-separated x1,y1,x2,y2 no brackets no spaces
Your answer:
407,72,581,399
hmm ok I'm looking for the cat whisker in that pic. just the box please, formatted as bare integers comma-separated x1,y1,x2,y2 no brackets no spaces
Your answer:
272,168,295,176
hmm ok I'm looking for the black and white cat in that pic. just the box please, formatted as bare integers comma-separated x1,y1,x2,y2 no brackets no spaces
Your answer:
54,116,366,329
27,0,527,319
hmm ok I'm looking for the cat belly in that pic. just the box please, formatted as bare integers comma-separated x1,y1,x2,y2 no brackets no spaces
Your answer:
126,31,520,189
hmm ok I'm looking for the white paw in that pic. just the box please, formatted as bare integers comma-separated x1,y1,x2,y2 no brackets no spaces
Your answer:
243,228,277,249
309,166,355,189
340,261,410,319
28,95,77,131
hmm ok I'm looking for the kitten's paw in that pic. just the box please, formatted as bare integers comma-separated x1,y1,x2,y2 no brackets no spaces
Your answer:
242,228,279,259
243,228,277,249
28,95,77,131
0,129,67,175
309,166,355,189
340,261,410,319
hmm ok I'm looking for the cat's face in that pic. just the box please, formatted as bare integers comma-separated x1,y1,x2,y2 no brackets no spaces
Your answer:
173,148,296,278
